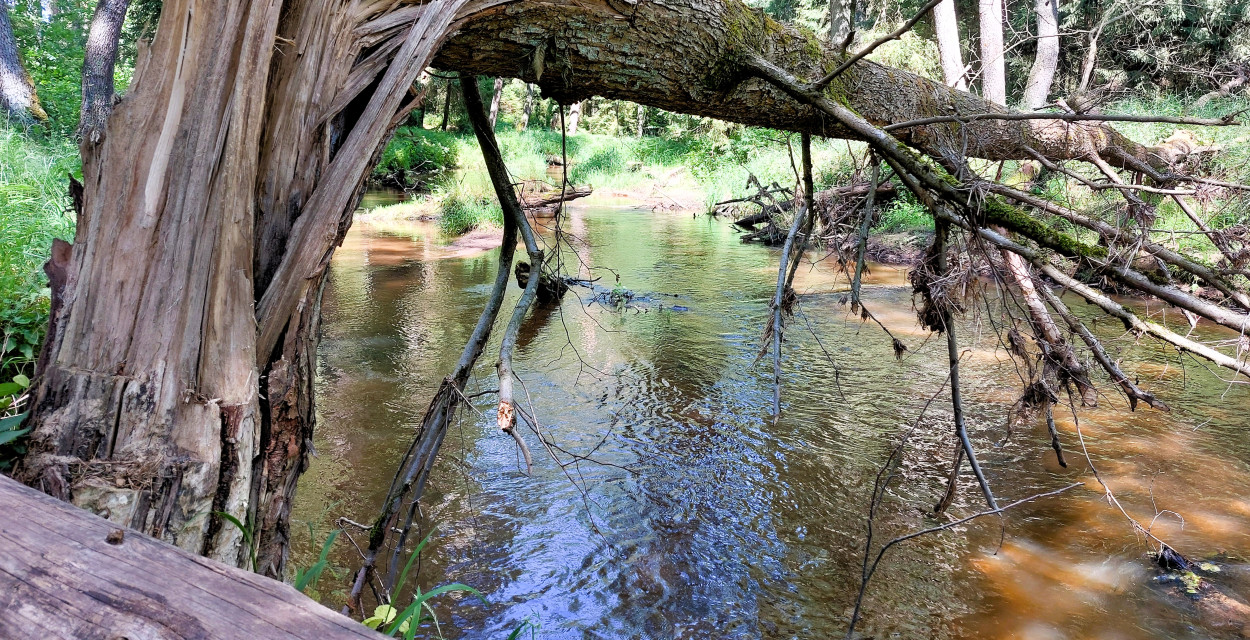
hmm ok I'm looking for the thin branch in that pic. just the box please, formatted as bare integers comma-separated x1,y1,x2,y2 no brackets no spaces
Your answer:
884,111,1242,132
844,483,1082,638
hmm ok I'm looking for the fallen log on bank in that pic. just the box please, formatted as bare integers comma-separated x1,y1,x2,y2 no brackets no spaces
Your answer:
520,185,593,215
0,475,381,640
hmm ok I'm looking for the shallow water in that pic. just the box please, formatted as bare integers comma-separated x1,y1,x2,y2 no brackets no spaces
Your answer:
293,203,1250,639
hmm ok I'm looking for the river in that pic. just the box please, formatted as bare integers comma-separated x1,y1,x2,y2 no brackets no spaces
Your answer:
292,200,1250,639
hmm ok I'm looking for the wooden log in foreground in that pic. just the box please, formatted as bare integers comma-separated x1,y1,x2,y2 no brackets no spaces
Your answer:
0,475,380,640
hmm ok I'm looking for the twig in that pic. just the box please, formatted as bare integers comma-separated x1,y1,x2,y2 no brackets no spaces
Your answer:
844,483,1082,638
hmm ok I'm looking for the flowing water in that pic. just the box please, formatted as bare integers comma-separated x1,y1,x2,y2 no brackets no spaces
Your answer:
293,200,1250,639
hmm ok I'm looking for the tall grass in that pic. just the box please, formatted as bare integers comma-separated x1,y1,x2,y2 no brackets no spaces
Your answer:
0,128,78,379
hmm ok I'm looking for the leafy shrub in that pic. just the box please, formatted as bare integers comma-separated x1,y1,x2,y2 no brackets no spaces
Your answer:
0,128,78,380
873,195,934,233
438,193,502,236
373,128,461,186
570,145,627,184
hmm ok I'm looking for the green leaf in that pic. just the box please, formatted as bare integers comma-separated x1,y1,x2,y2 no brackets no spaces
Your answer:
385,583,485,637
0,427,30,446
394,530,434,598
363,604,397,630
0,383,22,397
0,413,28,431
13,374,29,388
294,530,339,592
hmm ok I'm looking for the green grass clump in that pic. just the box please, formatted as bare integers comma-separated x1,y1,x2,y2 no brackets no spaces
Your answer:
873,196,934,233
0,128,79,379
438,192,503,236
373,127,461,186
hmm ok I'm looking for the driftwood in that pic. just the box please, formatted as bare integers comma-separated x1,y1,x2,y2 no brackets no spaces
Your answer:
0,475,380,640
521,185,592,208
734,181,898,245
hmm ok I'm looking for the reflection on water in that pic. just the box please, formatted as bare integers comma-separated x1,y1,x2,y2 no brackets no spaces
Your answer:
293,204,1250,639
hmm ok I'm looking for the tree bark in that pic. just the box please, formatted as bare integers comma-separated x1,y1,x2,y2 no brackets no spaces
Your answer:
1022,0,1059,109
0,3,46,124
978,0,1006,104
78,0,131,141
829,0,853,52
933,0,967,90
440,78,453,130
16,0,1186,577
433,0,1175,169
488,76,504,128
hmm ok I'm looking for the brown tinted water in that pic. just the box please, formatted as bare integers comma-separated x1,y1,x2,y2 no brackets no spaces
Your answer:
293,203,1250,639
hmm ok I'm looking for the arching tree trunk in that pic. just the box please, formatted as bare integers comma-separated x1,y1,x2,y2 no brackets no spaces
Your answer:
978,0,1006,104
78,0,131,141
16,0,1182,576
933,0,967,90
1022,0,1059,109
0,3,46,124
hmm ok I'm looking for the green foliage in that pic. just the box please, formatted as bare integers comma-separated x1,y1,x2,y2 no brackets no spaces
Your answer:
570,145,627,184
356,531,487,639
0,373,32,472
374,128,461,186
0,128,78,381
873,194,934,233
214,511,260,572
293,529,340,594
438,191,503,236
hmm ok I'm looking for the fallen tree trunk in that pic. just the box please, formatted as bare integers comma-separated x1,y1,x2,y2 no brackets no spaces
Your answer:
434,0,1185,170
0,476,380,640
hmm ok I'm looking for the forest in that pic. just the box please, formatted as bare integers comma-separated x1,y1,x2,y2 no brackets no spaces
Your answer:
0,0,1248,637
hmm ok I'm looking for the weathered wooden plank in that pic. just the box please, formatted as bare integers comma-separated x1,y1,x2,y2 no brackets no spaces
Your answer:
0,476,381,640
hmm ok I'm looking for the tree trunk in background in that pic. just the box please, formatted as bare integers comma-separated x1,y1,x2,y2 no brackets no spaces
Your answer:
978,0,1006,104
829,0,853,52
933,0,967,90
77,0,131,141
519,82,533,130
636,103,644,137
1022,0,1059,109
488,76,504,128
566,100,581,134
0,4,46,124
440,78,452,130
1077,20,1104,93
17,0,1171,578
